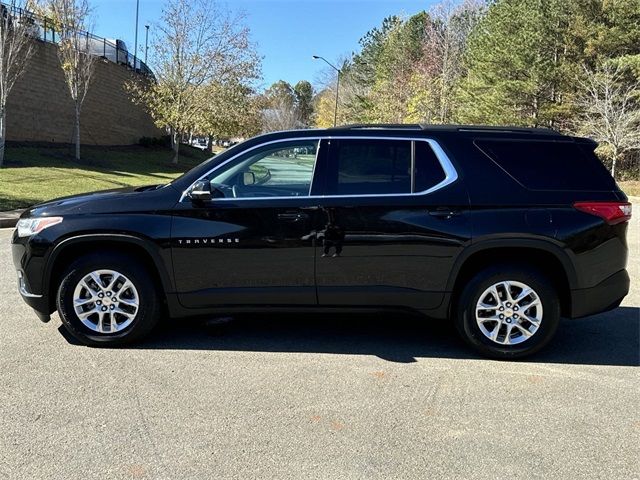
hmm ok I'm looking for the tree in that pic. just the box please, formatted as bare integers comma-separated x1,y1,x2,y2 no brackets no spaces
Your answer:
48,0,95,161
340,15,402,123
196,81,261,151
0,0,38,167
580,0,640,63
373,12,428,122
313,88,338,128
328,5,483,126
262,80,300,131
265,80,295,107
293,80,314,127
575,63,640,179
407,0,484,123
130,0,260,163
456,0,576,127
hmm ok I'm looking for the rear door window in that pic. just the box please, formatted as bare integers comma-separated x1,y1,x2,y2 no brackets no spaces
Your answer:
475,139,616,191
322,138,446,196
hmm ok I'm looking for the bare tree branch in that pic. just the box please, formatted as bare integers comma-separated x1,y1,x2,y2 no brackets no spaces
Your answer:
262,97,301,132
0,0,38,167
48,0,95,160
575,63,640,179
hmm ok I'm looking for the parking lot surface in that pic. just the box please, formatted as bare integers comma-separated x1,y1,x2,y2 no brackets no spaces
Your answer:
0,213,638,480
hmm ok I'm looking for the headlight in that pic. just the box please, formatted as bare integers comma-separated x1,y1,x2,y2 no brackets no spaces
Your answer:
16,217,63,238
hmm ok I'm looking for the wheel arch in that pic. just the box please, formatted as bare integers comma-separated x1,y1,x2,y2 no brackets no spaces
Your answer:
448,239,577,317
45,234,173,312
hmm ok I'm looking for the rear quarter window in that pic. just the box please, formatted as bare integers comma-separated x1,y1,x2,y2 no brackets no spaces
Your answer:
414,140,446,192
475,139,616,191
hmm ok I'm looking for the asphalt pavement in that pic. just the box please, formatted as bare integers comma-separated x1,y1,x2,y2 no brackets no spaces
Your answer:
0,214,638,480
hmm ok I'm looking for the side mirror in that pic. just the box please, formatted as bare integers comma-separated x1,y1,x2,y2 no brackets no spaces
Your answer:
190,179,212,202
243,171,256,186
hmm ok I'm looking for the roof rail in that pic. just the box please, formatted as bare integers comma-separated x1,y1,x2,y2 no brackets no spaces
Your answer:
332,124,423,130
331,123,560,135
452,125,560,135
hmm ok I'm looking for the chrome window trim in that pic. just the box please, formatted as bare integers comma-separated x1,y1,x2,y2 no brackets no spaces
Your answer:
305,139,321,196
179,135,458,202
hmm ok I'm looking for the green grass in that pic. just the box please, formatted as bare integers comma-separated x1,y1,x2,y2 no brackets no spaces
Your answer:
0,144,213,210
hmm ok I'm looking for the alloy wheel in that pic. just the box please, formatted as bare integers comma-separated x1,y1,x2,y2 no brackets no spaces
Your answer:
475,280,543,345
72,269,140,334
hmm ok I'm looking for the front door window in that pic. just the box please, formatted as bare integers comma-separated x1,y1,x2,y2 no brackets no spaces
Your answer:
209,140,319,198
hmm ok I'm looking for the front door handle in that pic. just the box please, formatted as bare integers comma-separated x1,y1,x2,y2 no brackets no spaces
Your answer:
429,209,461,219
277,212,309,222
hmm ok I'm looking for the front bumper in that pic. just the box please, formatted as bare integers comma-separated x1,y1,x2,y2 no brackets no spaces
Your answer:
12,236,51,317
16,270,50,321
570,269,630,318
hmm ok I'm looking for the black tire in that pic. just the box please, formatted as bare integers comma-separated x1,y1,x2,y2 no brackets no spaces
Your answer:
56,252,161,346
454,264,560,359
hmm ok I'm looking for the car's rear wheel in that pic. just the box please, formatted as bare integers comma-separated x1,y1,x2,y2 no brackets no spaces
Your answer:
56,253,161,346
454,265,560,359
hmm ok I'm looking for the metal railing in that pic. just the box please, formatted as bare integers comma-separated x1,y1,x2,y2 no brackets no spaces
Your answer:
1,1,153,78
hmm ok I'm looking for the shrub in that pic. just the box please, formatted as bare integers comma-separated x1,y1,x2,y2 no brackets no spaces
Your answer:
139,136,171,148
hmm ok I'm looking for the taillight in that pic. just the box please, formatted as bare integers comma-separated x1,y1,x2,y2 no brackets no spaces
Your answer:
574,201,632,225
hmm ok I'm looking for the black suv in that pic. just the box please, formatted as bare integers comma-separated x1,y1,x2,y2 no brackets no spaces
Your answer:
12,125,631,358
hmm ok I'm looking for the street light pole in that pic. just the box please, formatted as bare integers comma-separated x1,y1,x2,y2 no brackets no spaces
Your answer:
312,55,341,127
333,70,340,127
144,25,149,65
133,0,139,70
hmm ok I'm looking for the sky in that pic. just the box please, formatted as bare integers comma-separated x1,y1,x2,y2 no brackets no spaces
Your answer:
92,0,434,90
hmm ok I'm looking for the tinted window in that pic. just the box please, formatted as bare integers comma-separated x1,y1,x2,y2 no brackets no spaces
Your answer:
331,139,411,195
414,141,446,192
476,139,616,191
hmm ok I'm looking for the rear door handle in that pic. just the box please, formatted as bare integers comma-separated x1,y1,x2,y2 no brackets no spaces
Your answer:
277,212,309,222
429,209,461,219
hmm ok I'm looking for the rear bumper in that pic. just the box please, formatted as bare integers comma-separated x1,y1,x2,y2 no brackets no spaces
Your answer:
570,269,630,318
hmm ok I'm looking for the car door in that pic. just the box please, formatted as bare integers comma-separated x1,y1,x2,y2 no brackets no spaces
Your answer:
313,136,471,312
171,138,323,308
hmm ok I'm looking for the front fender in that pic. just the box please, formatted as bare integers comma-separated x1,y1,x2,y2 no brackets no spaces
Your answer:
43,232,175,302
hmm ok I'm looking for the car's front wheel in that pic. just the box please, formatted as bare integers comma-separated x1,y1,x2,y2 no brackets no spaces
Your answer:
56,253,161,346
455,265,560,359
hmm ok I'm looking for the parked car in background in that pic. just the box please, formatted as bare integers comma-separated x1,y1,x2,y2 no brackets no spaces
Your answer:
12,124,631,359
190,138,208,151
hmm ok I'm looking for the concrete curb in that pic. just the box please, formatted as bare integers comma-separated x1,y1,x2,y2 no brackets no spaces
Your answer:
0,209,25,229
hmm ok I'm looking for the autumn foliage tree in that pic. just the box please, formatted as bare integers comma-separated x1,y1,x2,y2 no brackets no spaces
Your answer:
130,0,260,163
196,81,261,151
311,0,640,180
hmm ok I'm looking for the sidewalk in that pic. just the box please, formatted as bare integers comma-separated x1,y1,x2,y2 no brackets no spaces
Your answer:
0,209,24,228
